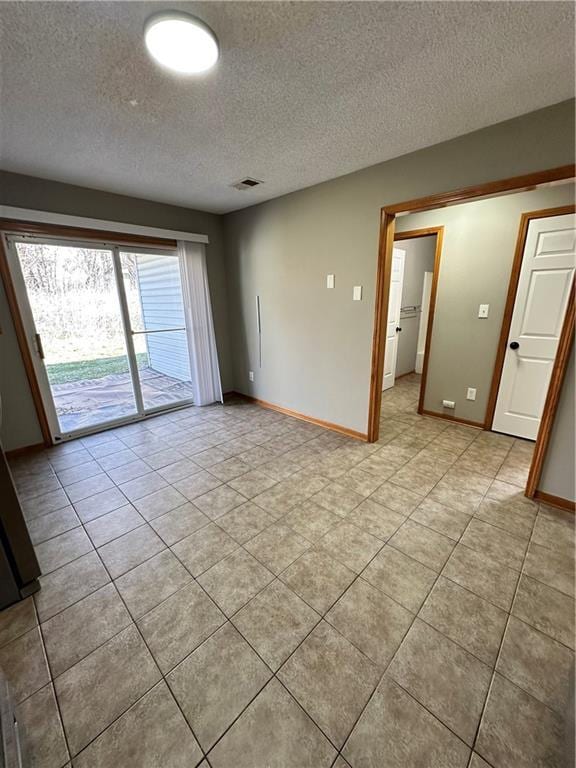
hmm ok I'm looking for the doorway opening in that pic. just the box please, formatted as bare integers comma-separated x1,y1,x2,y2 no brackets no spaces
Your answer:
4,235,195,442
381,228,442,426
368,165,575,505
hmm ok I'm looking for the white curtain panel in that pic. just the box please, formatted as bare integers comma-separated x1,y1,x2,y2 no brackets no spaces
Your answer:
178,240,223,406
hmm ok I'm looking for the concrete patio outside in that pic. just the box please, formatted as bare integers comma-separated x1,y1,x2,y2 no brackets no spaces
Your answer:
51,367,195,432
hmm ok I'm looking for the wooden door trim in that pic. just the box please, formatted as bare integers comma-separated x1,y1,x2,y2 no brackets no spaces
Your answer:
533,490,576,513
393,227,444,415
383,165,575,215
368,211,395,440
230,392,368,441
525,281,575,499
367,164,575,442
0,234,52,446
485,204,576,430
420,409,484,429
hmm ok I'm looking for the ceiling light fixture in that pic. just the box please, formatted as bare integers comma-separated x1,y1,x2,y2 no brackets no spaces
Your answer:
144,12,219,74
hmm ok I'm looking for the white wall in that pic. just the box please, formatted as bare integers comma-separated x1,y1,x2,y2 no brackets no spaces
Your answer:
395,237,435,378
224,100,575,434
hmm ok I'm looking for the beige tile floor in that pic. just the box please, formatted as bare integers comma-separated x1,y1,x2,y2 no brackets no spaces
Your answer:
1,374,574,767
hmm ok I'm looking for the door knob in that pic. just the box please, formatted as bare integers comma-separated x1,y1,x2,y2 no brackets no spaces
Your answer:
509,341,520,350
396,327,402,333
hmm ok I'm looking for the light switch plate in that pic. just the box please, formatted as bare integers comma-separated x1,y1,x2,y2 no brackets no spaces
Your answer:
353,286,362,301
327,274,335,289
478,304,490,318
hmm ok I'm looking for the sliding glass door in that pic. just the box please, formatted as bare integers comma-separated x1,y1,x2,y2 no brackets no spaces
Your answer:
6,236,195,442
120,250,195,412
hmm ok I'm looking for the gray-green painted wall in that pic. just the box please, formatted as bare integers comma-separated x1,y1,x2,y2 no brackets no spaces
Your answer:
224,100,575,436
395,185,575,423
0,172,231,450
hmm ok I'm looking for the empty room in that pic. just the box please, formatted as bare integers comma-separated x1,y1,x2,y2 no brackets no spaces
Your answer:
0,2,574,768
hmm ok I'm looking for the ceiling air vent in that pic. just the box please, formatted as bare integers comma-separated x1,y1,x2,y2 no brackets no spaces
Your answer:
231,177,264,191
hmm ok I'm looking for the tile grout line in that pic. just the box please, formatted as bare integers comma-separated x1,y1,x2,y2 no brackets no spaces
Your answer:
467,498,540,762
29,419,238,765
334,529,470,759
331,425,522,764
67,537,208,767
469,500,574,759
162,497,396,759
32,591,74,766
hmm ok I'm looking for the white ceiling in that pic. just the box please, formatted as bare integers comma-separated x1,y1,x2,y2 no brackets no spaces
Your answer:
0,1,574,214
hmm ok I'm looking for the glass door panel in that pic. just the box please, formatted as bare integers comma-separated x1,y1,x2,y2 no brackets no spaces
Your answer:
14,240,138,435
120,251,195,411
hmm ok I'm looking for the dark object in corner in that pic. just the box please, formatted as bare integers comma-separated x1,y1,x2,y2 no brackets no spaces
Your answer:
0,442,40,610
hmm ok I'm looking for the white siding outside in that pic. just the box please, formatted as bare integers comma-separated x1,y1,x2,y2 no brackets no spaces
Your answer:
135,254,192,381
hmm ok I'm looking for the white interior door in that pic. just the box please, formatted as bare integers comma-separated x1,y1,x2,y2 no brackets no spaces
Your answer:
382,248,405,391
493,213,575,440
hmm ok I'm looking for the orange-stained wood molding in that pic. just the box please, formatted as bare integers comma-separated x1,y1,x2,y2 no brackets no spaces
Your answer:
230,392,368,442
420,409,484,429
533,490,576,514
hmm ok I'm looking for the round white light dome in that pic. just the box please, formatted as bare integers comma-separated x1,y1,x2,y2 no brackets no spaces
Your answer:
144,12,219,74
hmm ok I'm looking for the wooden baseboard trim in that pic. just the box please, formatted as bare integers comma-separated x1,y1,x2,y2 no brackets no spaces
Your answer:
230,392,368,442
533,490,576,513
420,409,484,429
5,442,46,460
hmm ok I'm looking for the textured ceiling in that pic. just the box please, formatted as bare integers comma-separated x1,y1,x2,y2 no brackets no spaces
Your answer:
0,1,574,213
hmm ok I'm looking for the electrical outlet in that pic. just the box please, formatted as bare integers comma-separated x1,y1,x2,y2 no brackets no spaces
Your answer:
248,371,254,382
442,399,455,409
327,274,335,289
466,387,477,401
478,304,490,318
